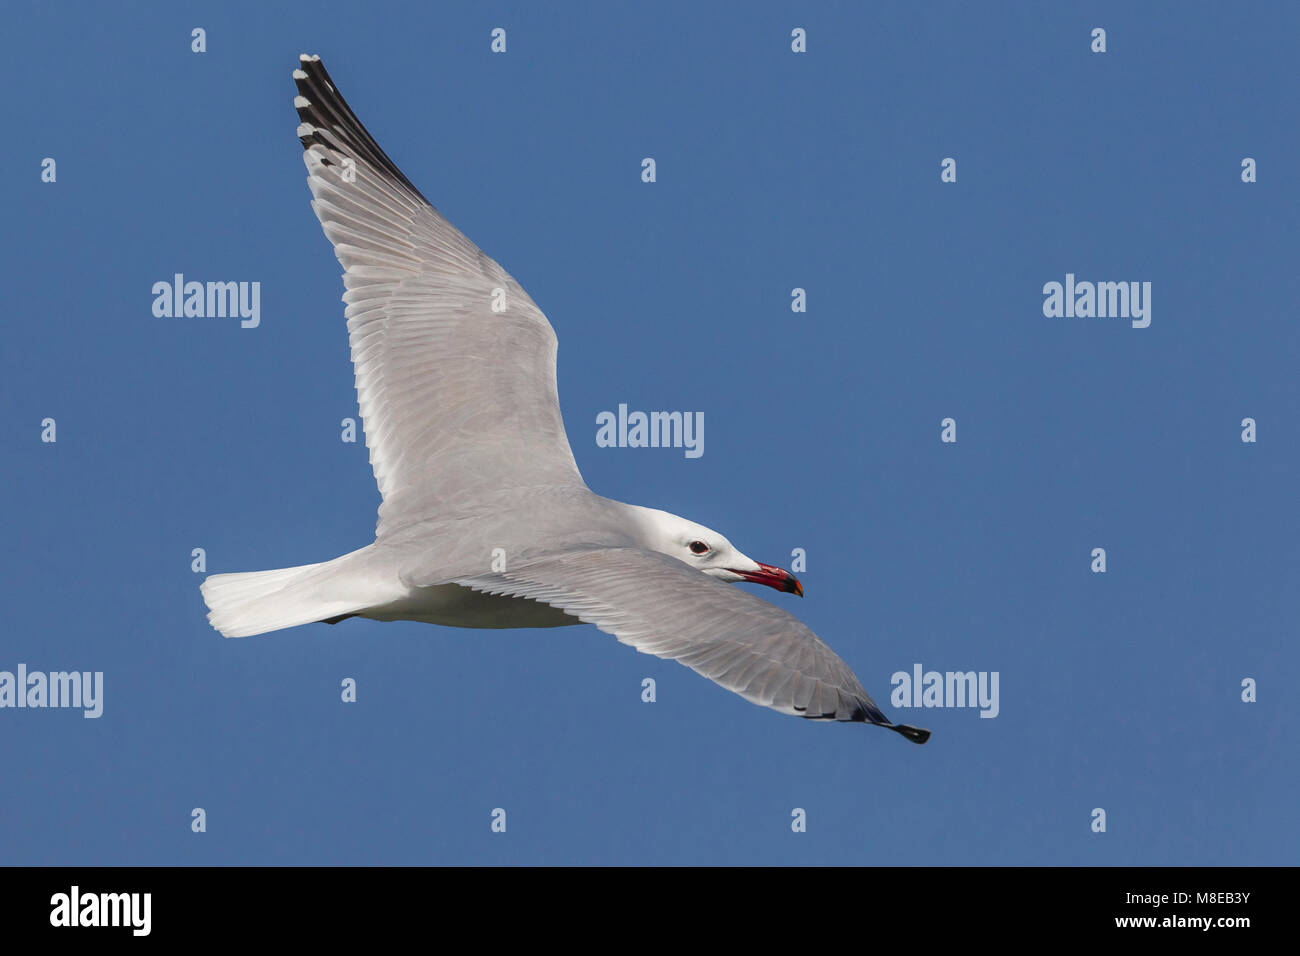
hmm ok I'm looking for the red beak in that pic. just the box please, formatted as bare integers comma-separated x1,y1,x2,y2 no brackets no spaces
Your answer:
732,562,803,597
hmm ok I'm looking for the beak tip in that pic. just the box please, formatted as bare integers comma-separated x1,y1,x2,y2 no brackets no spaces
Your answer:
735,563,804,598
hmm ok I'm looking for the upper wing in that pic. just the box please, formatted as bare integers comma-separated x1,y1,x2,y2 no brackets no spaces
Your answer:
447,547,930,742
292,55,585,536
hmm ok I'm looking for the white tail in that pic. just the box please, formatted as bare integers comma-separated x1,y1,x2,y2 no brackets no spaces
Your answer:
201,547,397,638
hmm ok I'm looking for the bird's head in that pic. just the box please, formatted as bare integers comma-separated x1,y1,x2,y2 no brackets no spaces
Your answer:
627,506,803,597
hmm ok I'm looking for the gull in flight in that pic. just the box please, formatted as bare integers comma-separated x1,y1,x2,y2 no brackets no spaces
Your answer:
200,55,930,744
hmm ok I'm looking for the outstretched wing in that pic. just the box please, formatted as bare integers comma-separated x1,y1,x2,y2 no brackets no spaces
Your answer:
292,55,585,536
447,547,930,742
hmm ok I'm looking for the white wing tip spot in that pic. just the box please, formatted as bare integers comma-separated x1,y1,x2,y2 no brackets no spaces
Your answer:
296,123,316,137
292,69,308,79
298,53,321,63
294,95,311,108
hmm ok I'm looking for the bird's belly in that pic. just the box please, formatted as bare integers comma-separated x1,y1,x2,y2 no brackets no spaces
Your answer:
360,582,577,629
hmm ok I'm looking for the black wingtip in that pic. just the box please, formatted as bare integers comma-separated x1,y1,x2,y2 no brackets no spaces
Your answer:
847,702,931,743
290,53,430,203
890,723,931,745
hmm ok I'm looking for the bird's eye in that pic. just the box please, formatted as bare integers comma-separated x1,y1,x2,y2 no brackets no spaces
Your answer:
689,540,709,555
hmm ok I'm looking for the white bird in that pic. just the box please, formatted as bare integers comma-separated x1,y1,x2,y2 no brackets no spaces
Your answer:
201,54,930,744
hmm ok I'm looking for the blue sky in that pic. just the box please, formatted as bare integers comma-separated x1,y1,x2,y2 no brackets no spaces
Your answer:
1,1,1296,865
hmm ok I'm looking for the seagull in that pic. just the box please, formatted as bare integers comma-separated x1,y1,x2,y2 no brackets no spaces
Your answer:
200,54,930,744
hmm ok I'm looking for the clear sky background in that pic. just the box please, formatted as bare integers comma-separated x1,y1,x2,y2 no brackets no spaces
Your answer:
2,1,1296,865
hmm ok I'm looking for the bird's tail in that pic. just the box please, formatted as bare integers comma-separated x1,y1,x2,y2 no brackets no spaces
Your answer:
200,547,395,638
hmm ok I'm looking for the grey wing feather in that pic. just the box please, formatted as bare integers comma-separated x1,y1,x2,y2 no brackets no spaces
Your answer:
451,547,929,740
292,56,585,536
